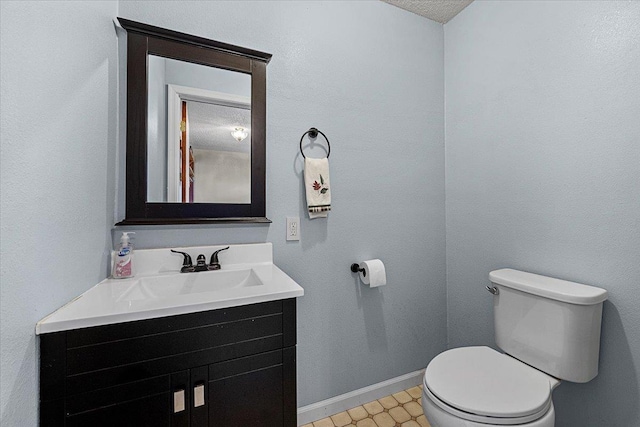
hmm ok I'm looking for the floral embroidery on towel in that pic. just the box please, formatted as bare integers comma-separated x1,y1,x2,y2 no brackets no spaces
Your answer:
312,174,329,194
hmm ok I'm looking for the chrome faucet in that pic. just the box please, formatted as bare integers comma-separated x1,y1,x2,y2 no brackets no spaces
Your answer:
171,247,230,273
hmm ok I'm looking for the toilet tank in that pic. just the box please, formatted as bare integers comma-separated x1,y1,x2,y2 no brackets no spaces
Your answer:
490,269,608,383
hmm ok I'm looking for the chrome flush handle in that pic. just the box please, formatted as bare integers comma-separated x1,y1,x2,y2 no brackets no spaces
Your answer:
486,286,499,295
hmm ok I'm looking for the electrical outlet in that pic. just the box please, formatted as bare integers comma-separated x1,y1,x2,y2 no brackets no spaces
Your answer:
286,217,300,241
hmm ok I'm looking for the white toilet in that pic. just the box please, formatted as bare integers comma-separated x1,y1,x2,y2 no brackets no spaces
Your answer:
422,268,608,427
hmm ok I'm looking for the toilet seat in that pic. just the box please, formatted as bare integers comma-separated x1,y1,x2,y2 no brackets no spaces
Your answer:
424,346,559,425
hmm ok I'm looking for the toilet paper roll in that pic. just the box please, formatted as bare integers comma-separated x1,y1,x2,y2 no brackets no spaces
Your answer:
359,259,386,287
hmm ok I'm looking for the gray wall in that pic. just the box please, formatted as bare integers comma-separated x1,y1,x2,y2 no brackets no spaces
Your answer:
0,1,118,425
116,0,447,407
444,1,640,425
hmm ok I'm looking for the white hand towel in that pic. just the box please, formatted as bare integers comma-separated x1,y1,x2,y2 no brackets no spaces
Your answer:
304,157,331,219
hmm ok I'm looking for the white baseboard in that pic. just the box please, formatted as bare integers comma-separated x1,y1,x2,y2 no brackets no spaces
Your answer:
297,369,425,426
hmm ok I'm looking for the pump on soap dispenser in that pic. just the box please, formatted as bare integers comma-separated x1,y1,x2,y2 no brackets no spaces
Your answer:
112,232,135,279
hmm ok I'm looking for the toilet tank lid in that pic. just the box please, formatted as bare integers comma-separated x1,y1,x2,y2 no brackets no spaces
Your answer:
489,269,608,305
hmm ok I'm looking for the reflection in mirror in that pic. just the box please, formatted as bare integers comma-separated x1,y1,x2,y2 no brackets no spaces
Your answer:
147,55,251,204
188,101,251,203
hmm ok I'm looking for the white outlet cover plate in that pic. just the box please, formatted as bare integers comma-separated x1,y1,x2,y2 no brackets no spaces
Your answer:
286,217,300,241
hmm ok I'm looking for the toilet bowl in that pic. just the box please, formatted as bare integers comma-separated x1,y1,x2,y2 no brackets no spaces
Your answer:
421,347,559,427
421,269,608,427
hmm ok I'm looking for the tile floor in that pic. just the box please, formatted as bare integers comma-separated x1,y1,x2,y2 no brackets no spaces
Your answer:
302,385,431,427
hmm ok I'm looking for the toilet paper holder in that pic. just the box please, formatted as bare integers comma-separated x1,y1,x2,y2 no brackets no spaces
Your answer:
350,263,366,277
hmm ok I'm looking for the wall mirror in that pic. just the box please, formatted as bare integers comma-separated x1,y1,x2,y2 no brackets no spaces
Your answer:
117,18,271,225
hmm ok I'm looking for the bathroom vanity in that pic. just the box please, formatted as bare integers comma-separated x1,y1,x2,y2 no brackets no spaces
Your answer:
37,243,303,427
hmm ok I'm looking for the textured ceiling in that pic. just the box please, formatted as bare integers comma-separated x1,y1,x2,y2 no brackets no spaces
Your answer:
381,0,473,23
187,100,251,153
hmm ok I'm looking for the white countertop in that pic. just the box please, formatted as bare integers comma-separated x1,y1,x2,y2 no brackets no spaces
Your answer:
36,243,304,334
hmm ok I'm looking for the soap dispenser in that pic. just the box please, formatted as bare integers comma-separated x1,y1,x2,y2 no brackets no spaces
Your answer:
112,232,135,279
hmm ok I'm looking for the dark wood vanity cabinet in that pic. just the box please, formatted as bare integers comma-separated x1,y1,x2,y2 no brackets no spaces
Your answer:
39,299,297,427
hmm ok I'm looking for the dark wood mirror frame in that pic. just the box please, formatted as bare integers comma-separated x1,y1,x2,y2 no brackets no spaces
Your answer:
116,18,271,225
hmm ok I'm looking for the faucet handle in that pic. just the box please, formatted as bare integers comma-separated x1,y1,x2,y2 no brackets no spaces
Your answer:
208,246,230,270
171,250,195,273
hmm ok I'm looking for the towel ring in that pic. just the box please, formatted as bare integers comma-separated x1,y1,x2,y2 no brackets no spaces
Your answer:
299,127,331,159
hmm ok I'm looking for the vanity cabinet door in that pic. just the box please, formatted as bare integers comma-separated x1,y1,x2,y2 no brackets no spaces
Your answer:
209,350,283,426
208,347,297,427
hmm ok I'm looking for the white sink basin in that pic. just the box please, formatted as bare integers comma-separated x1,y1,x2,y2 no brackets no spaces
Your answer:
36,243,304,334
118,269,263,302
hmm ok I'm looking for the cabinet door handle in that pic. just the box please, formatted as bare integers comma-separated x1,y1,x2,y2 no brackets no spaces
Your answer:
173,389,185,413
194,383,205,408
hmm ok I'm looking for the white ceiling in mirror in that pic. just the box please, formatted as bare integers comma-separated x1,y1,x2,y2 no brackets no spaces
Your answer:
381,0,473,23
187,101,251,153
